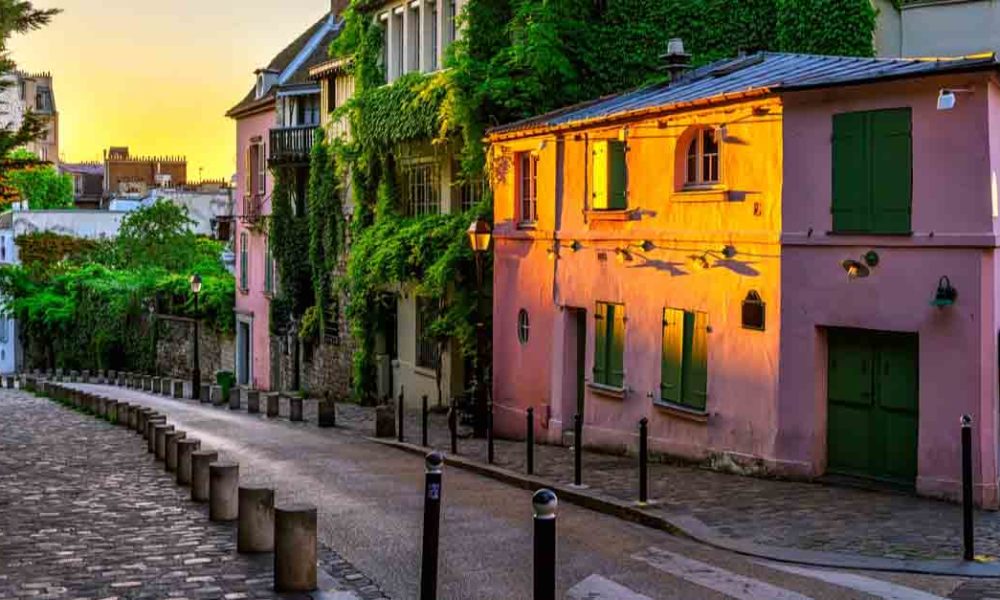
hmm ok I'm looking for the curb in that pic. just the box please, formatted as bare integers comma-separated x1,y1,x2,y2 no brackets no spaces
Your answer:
370,437,1000,578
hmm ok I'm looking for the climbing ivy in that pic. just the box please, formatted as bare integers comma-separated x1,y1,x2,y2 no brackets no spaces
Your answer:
269,167,312,334
306,132,344,338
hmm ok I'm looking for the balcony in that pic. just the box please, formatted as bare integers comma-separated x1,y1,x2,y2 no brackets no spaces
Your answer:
269,125,317,165
242,193,266,226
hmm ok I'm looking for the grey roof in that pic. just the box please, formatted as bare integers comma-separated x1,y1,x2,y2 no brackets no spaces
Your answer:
490,52,1000,136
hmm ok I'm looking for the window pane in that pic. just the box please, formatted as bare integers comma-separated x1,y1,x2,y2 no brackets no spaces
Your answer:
686,137,698,184
702,129,719,183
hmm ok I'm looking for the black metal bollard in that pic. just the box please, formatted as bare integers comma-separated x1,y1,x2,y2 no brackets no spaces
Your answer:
398,388,405,443
532,489,557,600
526,408,535,476
449,397,458,455
420,452,443,600
487,401,495,465
962,414,974,561
422,394,429,448
573,413,582,487
639,418,649,505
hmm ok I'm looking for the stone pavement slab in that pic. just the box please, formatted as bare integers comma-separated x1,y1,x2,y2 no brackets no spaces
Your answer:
0,389,387,600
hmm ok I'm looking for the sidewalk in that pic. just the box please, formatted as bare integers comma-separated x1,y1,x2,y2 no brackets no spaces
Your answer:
329,402,1000,570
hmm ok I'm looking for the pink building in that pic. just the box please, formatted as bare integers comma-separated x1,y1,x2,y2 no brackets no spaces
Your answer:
489,50,1000,506
226,4,343,390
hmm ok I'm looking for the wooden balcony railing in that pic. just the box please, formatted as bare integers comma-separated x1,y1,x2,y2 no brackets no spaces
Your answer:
269,125,317,165
241,193,266,225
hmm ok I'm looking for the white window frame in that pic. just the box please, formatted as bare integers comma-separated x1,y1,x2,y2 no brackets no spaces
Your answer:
685,128,721,187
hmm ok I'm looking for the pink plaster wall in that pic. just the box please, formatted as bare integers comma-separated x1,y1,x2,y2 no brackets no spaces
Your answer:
779,74,1000,505
234,108,275,390
491,98,785,464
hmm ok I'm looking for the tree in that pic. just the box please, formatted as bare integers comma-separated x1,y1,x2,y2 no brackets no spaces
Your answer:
5,149,73,209
116,200,197,271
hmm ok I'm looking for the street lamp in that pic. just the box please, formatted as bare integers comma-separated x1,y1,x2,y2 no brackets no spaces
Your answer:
466,218,492,438
190,273,202,401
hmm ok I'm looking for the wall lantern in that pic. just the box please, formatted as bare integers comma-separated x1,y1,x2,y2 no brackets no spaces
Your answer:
689,253,710,271
931,276,958,308
615,248,633,264
937,88,974,111
842,259,870,280
741,290,766,331
467,218,492,253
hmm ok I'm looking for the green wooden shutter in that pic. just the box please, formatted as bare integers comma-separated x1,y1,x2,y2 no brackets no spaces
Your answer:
608,303,625,388
832,112,871,233
660,308,684,403
593,303,608,385
681,311,708,410
608,141,627,210
870,109,912,234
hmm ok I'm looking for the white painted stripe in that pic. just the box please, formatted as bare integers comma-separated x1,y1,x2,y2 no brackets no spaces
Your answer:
566,574,653,600
758,561,948,600
632,547,813,600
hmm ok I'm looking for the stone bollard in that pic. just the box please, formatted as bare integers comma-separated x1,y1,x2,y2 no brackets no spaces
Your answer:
200,383,211,404
290,397,304,422
5,375,13,389
265,393,280,418
211,385,224,407
69,370,79,383
229,387,241,411
247,390,261,414
162,379,172,396
375,405,396,438
134,407,149,432
154,424,175,461
117,403,130,426
165,430,186,472
176,438,201,486
318,399,336,428
82,370,91,383
173,379,184,399
106,399,118,423
156,377,165,395
275,504,318,592
191,450,219,502
238,486,275,553
209,462,239,522
145,414,165,445
142,376,151,391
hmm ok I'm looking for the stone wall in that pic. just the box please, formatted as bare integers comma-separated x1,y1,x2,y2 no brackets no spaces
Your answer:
155,315,234,380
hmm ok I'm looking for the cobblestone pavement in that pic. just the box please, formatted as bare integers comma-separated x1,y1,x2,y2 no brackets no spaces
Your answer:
0,389,387,600
321,401,1000,562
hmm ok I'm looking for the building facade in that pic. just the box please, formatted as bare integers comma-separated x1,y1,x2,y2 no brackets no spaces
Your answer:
875,0,1000,58
0,71,59,164
103,147,187,198
489,51,1000,507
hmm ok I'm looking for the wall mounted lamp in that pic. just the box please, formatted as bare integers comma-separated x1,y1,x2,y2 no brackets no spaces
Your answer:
937,88,974,111
931,276,957,308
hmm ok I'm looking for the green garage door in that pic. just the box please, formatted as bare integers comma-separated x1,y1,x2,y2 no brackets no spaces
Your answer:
827,329,918,486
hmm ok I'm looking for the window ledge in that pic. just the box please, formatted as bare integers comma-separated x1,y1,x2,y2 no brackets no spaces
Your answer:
587,209,633,222
517,222,538,230
414,366,437,379
653,400,709,423
827,230,913,237
587,383,626,399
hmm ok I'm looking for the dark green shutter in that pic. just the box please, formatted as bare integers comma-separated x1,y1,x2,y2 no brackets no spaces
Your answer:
681,311,708,410
608,141,627,210
593,303,608,385
661,308,684,403
870,109,912,234
608,304,625,388
832,112,871,233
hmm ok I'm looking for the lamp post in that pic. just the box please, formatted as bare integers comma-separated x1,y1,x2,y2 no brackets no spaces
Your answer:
190,274,202,401
466,218,492,438
148,300,158,376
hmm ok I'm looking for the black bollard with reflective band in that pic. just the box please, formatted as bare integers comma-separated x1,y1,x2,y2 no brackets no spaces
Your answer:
963,414,974,561
526,408,535,476
420,452,443,600
422,394,429,447
487,401,495,465
449,397,458,455
397,388,405,443
639,418,649,504
533,489,557,600
573,413,583,487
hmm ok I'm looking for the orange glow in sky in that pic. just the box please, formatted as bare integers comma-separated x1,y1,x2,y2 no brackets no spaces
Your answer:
9,0,333,181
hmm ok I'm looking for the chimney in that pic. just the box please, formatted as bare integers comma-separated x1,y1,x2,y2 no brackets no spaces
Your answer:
660,38,692,83
331,0,350,17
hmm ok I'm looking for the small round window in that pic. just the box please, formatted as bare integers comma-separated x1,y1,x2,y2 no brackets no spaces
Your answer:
517,309,530,345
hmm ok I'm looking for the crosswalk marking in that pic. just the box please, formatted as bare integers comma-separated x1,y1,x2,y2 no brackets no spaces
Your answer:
566,574,654,600
758,561,949,600
632,547,813,600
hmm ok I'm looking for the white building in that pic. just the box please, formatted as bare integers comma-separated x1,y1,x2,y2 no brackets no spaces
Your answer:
0,209,126,373
874,0,1000,58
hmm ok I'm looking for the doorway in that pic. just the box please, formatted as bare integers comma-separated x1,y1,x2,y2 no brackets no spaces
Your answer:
237,320,252,386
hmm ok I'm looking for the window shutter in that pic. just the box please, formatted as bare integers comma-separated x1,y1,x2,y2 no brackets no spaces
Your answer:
870,109,912,234
660,308,684,403
608,303,626,388
593,303,608,385
244,147,252,194
832,112,870,233
592,142,608,209
608,141,627,210
682,311,709,410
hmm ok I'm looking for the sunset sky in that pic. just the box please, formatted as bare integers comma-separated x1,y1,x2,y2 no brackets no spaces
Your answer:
9,0,333,181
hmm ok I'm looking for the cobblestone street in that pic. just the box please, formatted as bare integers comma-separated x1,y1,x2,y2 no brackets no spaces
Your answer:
0,389,385,600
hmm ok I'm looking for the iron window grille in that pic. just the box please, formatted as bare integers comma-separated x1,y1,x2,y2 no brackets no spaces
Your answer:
404,162,440,217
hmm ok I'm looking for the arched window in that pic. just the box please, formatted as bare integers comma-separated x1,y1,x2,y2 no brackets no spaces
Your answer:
685,128,720,186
